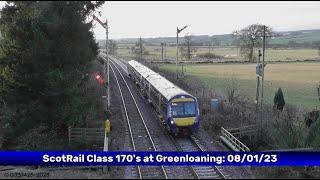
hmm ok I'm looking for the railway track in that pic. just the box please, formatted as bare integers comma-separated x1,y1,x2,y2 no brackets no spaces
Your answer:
172,135,229,179
109,59,168,179
109,56,230,179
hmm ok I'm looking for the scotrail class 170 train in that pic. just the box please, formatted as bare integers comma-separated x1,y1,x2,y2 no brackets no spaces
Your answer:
127,60,200,135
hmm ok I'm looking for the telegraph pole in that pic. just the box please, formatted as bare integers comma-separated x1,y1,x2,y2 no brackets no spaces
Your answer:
254,25,272,109
255,49,262,109
261,25,266,108
211,41,213,54
209,39,213,54
139,37,143,61
161,43,164,62
164,43,167,60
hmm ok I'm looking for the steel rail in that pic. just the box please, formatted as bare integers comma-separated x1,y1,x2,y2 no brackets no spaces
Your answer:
109,58,168,179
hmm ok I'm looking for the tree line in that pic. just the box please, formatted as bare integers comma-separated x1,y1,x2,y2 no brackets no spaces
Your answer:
125,23,320,62
0,1,104,149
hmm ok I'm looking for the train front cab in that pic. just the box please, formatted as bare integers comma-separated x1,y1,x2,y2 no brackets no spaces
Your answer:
167,94,200,135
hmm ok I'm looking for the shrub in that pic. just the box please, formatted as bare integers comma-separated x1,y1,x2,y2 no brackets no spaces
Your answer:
197,52,222,59
274,88,285,111
16,126,67,150
306,116,320,148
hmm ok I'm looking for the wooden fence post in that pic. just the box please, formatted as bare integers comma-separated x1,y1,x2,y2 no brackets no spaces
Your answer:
68,126,71,145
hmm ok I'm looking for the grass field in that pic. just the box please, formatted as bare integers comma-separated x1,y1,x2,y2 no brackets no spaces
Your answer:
118,45,320,62
158,62,320,109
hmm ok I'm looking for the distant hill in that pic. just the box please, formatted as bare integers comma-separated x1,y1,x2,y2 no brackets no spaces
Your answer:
97,29,320,48
270,29,320,46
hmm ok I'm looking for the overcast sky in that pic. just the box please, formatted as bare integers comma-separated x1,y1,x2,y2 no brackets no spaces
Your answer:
1,1,320,40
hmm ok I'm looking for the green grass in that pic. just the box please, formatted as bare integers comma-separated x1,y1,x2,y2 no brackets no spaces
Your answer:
118,45,320,62
159,62,320,109
112,29,320,47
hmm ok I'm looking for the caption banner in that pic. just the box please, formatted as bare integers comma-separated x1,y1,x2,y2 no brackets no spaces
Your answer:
0,151,319,166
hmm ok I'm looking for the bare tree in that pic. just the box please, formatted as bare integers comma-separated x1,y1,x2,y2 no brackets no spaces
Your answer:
108,40,118,55
213,38,221,46
233,24,273,62
182,35,197,61
223,76,241,104
138,37,143,60
208,38,221,54
131,37,146,61
185,35,192,61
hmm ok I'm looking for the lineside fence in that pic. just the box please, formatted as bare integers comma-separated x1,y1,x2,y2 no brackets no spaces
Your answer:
220,127,251,152
68,127,104,145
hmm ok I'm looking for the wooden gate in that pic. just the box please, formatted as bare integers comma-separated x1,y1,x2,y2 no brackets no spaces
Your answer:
68,127,104,144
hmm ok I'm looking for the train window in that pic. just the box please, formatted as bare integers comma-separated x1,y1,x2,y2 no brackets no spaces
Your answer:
185,102,196,115
171,101,196,118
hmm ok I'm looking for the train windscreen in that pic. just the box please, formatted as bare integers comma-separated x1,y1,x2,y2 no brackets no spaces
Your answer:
171,101,196,118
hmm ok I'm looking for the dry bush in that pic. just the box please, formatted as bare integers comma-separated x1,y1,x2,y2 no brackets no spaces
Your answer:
251,104,306,150
222,76,241,104
253,166,320,179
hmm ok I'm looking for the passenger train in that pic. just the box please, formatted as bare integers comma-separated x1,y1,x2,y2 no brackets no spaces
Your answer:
127,60,200,135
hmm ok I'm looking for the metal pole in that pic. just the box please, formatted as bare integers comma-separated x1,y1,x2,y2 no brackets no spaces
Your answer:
103,130,108,172
211,41,214,54
175,25,187,78
164,43,166,60
176,28,179,79
104,131,108,151
181,43,184,76
140,37,142,62
161,43,164,62
106,20,110,109
181,62,183,78
261,25,266,108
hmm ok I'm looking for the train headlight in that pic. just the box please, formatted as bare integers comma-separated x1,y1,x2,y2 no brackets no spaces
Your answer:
170,120,174,125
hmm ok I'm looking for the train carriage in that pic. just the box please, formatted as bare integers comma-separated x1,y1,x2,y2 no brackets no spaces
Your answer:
127,60,200,135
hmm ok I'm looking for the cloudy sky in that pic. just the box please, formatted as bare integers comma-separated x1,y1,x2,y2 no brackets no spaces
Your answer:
1,1,320,40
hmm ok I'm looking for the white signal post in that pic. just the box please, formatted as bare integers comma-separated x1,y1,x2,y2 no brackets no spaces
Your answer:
176,25,188,79
93,14,110,110
104,119,111,151
103,119,111,172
